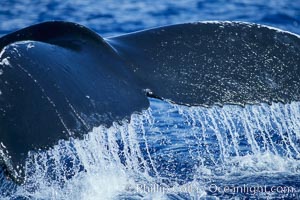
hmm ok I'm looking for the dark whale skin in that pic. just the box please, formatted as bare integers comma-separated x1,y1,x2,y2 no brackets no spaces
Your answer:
0,21,299,183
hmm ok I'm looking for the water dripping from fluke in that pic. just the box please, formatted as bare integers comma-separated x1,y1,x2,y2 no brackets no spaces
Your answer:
1,98,300,199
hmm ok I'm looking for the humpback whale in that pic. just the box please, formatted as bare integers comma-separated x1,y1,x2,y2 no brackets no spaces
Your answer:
0,21,299,184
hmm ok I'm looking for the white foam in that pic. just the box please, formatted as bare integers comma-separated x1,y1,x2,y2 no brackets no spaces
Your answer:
5,99,300,199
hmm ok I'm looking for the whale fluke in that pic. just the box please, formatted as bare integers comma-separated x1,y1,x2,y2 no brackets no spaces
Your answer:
108,22,300,106
0,21,149,183
0,21,300,183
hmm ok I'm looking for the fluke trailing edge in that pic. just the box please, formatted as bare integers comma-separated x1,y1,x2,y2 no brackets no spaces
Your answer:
0,21,300,183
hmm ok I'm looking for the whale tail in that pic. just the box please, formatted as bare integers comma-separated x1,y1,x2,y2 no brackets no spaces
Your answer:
108,22,300,106
0,21,149,183
0,21,300,183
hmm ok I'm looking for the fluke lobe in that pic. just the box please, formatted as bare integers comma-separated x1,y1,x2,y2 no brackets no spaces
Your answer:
0,21,299,183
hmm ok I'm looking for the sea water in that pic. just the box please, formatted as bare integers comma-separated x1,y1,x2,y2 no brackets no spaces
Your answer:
0,0,300,199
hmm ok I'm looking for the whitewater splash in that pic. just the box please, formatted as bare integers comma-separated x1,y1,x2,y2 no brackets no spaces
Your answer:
1,98,300,199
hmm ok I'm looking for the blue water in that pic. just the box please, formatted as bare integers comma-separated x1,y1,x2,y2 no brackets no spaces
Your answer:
1,0,300,199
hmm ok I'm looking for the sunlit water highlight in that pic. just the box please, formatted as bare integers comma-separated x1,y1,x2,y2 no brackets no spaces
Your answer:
1,98,300,199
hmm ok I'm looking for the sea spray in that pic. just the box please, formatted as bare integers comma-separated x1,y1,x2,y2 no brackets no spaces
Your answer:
1,98,300,199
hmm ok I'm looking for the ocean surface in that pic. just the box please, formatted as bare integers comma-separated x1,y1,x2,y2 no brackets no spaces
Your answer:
1,0,300,199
